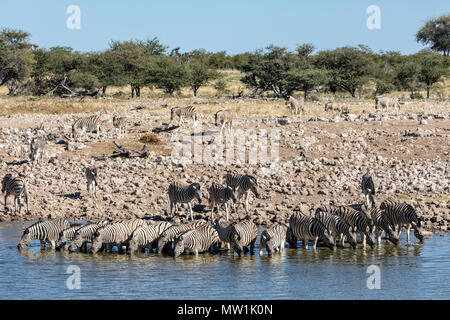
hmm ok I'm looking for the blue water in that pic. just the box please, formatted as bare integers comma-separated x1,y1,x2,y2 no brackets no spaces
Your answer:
0,221,449,299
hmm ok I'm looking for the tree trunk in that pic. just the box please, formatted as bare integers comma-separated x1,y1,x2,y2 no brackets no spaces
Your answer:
426,86,430,99
193,87,198,96
131,85,135,98
102,86,106,94
136,86,141,97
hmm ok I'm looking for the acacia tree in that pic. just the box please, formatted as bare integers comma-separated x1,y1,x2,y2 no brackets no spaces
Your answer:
148,56,188,95
416,14,450,56
417,51,448,98
187,61,220,96
395,59,422,96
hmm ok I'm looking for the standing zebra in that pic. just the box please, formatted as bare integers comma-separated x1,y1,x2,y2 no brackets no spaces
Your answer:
224,173,259,214
208,183,237,221
127,224,159,254
85,167,98,198
361,173,376,209
170,106,197,125
30,137,46,164
285,96,303,115
168,182,202,221
173,224,220,258
2,173,30,214
380,200,424,243
69,220,110,252
112,115,127,137
213,217,235,250
230,218,258,256
214,109,233,135
289,213,335,250
324,101,334,112
363,207,400,245
314,210,357,248
259,223,288,255
375,96,400,114
157,220,207,254
72,114,102,140
18,219,70,249
56,224,83,251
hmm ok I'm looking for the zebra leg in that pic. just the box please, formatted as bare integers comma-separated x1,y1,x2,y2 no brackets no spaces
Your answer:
245,191,250,214
4,194,7,211
362,234,366,248
225,203,229,221
25,191,30,214
40,240,46,248
169,201,173,217
188,202,194,221
250,239,256,255
406,225,411,243
313,237,318,249
50,240,56,249
340,234,344,247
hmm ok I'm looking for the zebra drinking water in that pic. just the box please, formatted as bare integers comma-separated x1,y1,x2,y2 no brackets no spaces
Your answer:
314,210,357,248
68,220,110,252
363,206,400,245
18,219,70,249
56,224,83,251
173,224,220,258
259,223,288,255
157,220,207,254
230,218,258,256
289,213,335,250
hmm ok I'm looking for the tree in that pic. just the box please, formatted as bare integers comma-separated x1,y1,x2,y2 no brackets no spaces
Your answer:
187,61,220,96
416,14,450,56
417,51,448,98
284,66,328,99
148,56,188,95
395,60,421,95
0,28,35,94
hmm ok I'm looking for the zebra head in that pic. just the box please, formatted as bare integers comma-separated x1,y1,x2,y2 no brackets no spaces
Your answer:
173,235,186,258
231,232,244,255
386,227,400,245
413,222,424,242
127,235,139,254
18,229,32,249
157,236,169,254
1,174,12,193
321,229,335,250
190,183,202,204
263,234,276,255
68,233,83,252
90,235,103,254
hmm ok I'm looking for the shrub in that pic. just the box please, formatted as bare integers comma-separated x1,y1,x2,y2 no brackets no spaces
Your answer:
139,133,161,144
410,92,424,99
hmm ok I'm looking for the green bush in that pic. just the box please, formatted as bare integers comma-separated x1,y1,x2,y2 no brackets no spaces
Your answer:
410,92,424,99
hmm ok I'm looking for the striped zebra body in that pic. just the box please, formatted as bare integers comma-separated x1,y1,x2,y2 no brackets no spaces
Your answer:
285,96,303,115
69,220,110,252
380,200,423,242
2,174,30,214
375,96,400,114
18,219,70,249
289,213,335,250
214,109,233,134
208,183,237,221
112,115,127,137
361,173,376,209
72,114,102,139
286,226,298,248
91,222,138,254
317,205,375,248
324,101,334,112
56,224,83,251
224,173,259,214
127,225,159,254
213,217,234,250
168,182,202,221
259,223,287,255
170,106,197,125
365,207,400,245
85,167,98,198
314,210,357,248
230,219,258,256
157,220,207,253
174,224,219,258
30,137,45,164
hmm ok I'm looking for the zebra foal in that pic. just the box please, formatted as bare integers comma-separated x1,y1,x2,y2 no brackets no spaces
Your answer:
30,137,46,164
215,109,233,134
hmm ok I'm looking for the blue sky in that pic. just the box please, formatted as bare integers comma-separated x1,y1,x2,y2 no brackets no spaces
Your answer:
1,0,448,54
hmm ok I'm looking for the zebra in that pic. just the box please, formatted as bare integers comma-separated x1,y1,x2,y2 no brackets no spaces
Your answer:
286,226,298,248
68,220,110,252
259,223,288,255
112,115,127,137
324,101,334,112
284,96,303,115
127,224,159,254
157,220,207,254
363,207,400,245
380,200,424,243
289,213,335,250
314,210,357,248
56,223,83,251
213,217,235,250
361,173,376,209
18,219,70,250
170,106,197,125
168,182,202,221
208,183,237,221
2,173,30,214
375,96,400,114
85,167,98,198
91,222,138,254
29,137,45,164
72,114,102,140
173,224,220,258
230,218,258,256
317,205,375,249
224,173,259,214
214,109,233,134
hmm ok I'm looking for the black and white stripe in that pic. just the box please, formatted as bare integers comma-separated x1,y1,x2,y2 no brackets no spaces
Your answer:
173,224,219,258
68,220,110,252
224,173,259,214
380,200,424,242
18,219,70,249
85,167,98,198
259,223,287,255
289,213,335,250
112,115,127,137
213,217,234,250
127,224,159,254
72,114,102,139
168,182,202,221
361,173,376,209
208,183,237,221
365,207,400,245
91,221,138,254
230,218,258,256
157,220,207,254
314,210,357,248
2,174,30,214
170,106,197,125
375,96,400,113
56,223,83,251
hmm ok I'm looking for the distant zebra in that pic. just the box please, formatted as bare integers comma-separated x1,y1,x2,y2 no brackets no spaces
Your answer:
69,220,110,252
324,101,334,112
214,109,233,134
317,205,375,249
213,217,235,250
170,106,197,125
91,222,137,254
72,114,102,139
230,219,258,256
314,210,357,248
224,173,259,214
157,220,207,254
380,200,424,242
285,96,303,115
259,223,287,255
56,224,83,251
289,213,335,250
18,219,70,249
113,115,127,137
30,137,45,164
168,182,202,221
85,167,98,198
208,183,237,221
174,224,220,258
375,96,400,114
364,207,400,245
2,174,30,214
361,173,376,209
127,224,159,254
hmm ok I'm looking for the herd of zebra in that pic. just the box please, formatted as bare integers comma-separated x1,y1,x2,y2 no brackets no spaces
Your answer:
16,172,425,258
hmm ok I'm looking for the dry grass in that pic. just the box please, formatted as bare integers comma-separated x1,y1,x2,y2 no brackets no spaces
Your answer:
139,133,161,145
